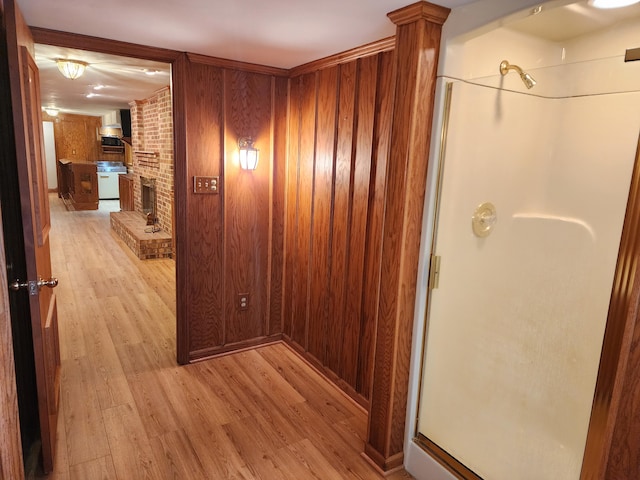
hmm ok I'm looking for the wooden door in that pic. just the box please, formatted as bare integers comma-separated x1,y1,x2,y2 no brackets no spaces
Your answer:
4,0,61,473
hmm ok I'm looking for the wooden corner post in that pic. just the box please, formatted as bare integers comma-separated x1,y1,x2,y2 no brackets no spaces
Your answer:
364,1,449,472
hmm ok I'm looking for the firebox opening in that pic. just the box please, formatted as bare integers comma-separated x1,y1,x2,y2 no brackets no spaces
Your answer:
140,176,159,232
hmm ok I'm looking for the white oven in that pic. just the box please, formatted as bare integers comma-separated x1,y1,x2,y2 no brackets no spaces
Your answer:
97,172,124,199
96,161,127,200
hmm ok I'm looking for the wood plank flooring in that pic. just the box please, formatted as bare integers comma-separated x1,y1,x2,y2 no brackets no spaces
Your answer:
42,194,413,479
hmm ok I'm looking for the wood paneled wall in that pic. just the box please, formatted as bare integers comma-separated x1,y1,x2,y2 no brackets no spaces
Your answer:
283,51,395,406
46,112,101,162
174,54,287,362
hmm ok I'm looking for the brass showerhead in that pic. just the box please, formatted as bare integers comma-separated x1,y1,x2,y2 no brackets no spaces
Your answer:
499,60,537,89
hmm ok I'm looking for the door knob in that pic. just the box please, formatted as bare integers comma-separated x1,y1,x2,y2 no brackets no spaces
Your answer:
10,277,58,295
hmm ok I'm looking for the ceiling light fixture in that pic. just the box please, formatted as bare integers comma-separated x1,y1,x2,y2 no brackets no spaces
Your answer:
589,0,640,8
56,59,88,80
44,107,59,116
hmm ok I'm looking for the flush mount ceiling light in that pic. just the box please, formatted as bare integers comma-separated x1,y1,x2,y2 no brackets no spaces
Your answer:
56,59,88,80
44,107,59,116
238,137,259,170
589,0,640,8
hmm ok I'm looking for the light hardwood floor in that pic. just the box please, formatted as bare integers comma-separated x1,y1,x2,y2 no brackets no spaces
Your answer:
42,194,413,480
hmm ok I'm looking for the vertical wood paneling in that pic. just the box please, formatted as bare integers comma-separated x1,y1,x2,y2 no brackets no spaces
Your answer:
269,76,288,336
184,61,225,353
366,4,449,470
291,73,317,347
358,50,395,397
325,62,357,374
307,67,338,362
223,70,272,345
283,78,301,339
285,51,394,405
341,55,378,386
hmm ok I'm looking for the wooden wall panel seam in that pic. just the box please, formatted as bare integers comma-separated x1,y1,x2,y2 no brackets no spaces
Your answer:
267,76,275,338
338,60,362,381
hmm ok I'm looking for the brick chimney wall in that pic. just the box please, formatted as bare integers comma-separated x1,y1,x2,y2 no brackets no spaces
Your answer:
129,86,173,235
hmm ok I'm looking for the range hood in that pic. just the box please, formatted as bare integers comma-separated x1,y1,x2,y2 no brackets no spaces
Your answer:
100,124,123,137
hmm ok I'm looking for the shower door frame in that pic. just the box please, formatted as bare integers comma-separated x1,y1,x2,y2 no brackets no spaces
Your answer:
415,81,640,479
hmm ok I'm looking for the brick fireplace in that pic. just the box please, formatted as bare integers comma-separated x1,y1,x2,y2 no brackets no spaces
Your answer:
130,86,173,236
110,86,174,260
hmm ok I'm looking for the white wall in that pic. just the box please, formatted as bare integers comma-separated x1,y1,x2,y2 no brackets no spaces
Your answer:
405,2,640,479
43,121,57,190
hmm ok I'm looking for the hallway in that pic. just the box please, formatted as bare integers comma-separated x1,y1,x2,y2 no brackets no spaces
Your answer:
44,194,411,479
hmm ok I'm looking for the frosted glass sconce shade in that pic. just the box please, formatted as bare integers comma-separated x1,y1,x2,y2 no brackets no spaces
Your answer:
56,59,88,80
238,137,259,170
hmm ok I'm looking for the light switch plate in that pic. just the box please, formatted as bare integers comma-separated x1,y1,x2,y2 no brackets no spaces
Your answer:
193,176,219,194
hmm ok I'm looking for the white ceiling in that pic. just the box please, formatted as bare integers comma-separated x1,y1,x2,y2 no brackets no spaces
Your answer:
506,0,640,42
15,0,640,118
36,45,171,116
18,0,474,118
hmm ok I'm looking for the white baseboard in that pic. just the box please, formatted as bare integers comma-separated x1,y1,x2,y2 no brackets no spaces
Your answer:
405,441,457,480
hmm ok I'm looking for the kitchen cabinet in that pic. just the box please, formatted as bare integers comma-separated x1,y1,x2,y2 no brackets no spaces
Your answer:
57,159,98,210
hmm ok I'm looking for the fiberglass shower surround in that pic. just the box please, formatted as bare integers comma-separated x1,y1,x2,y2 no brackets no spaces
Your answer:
416,57,640,479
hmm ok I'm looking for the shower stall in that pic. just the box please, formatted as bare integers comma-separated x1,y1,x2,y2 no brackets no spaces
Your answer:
410,3,640,479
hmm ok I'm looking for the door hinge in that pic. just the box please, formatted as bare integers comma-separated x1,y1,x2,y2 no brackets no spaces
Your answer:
429,255,441,290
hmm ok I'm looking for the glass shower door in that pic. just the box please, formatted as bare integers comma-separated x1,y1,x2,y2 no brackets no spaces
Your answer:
416,80,638,480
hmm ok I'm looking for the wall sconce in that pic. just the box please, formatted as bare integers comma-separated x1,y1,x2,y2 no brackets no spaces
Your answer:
56,59,88,80
238,137,259,170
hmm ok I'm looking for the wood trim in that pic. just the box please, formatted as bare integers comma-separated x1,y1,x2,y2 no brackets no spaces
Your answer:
31,27,180,63
284,335,370,411
290,37,395,77
282,336,370,412
387,2,450,27
172,53,189,365
624,47,640,62
580,134,640,479
188,334,283,362
363,443,404,472
365,2,450,471
186,52,288,77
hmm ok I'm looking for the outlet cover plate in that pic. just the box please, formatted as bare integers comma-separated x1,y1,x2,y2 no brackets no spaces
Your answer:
238,293,249,311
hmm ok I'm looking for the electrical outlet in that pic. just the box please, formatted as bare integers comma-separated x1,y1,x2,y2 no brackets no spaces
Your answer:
193,176,219,194
238,293,249,311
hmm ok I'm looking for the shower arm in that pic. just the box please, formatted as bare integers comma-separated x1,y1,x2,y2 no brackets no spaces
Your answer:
500,60,524,77
499,60,536,89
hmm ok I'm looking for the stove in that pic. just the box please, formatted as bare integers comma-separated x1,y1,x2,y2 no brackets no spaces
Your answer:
96,161,127,173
